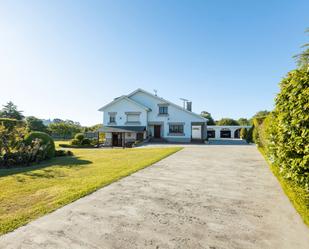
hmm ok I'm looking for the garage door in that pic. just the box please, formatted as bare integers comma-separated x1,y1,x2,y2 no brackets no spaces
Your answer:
207,130,215,138
220,129,231,138
192,125,202,139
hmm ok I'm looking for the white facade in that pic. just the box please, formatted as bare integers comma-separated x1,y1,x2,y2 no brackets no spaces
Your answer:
102,97,148,127
99,89,207,145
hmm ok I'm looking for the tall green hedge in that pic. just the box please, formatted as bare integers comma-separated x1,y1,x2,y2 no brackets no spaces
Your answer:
254,70,309,188
251,69,309,225
268,70,309,187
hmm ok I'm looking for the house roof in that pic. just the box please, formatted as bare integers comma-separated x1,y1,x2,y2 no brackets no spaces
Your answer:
98,95,150,112
99,126,146,133
127,88,207,122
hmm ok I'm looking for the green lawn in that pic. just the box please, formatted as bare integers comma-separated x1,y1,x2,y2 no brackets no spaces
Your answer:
0,147,182,235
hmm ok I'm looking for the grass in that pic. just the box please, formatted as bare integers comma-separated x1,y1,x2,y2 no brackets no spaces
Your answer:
258,147,309,226
0,146,182,235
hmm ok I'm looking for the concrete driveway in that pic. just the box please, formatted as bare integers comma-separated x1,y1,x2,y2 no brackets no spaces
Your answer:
0,145,308,249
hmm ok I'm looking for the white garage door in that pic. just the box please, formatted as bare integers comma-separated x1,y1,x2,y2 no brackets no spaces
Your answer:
192,125,202,139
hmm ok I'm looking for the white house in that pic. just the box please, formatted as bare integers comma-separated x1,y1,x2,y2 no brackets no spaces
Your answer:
98,88,207,146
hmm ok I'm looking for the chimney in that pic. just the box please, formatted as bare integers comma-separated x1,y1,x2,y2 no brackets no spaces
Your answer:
186,101,192,112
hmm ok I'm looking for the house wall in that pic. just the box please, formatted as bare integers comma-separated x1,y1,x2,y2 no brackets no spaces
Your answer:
103,98,147,127
129,91,205,142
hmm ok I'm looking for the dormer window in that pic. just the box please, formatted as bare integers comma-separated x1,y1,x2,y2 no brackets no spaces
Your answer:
158,105,168,115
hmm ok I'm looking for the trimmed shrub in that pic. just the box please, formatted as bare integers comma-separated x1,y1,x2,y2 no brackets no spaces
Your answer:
24,132,55,159
81,138,91,145
71,139,80,146
55,150,73,157
74,133,84,142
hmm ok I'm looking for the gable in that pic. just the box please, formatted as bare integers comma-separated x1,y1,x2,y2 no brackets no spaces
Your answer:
100,97,148,113
128,89,206,122
98,96,150,112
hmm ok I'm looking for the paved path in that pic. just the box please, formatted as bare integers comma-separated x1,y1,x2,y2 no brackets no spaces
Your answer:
1,145,308,249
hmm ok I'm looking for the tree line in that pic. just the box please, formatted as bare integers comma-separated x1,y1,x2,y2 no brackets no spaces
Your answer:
200,110,269,126
0,102,101,139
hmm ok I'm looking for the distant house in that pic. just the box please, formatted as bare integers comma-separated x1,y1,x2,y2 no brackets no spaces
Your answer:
98,88,207,146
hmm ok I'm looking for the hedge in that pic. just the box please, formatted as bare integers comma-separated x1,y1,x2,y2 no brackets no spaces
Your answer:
252,69,309,225
0,118,25,129
269,70,308,187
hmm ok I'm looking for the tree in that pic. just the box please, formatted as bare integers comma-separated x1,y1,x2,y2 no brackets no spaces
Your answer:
53,118,64,123
0,118,27,155
294,28,309,71
216,118,239,126
84,124,103,132
253,110,270,119
26,116,47,132
0,101,24,120
200,111,215,125
48,122,82,139
237,118,251,126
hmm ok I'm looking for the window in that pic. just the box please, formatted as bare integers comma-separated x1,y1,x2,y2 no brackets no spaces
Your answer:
109,115,116,123
159,106,168,114
169,124,184,134
125,112,141,124
126,113,140,123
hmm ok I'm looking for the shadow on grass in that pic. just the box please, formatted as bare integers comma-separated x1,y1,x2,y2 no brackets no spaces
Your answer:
0,156,92,178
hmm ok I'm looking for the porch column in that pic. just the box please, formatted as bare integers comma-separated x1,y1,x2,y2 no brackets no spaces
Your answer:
122,132,125,148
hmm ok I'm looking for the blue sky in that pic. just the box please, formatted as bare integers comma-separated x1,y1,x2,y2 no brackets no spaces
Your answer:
0,0,308,125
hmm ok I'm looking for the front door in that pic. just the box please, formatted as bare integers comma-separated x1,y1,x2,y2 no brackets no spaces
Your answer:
192,125,202,139
154,125,161,138
112,133,120,146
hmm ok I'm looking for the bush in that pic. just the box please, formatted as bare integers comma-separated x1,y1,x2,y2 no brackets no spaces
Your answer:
74,133,85,142
240,128,248,140
69,133,92,147
71,139,80,146
81,138,91,145
24,132,55,159
55,150,73,157
246,126,253,143
0,138,52,168
59,143,93,148
252,117,267,147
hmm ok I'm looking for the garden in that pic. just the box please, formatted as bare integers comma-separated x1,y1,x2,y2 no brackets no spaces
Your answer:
0,103,181,234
